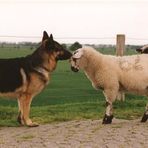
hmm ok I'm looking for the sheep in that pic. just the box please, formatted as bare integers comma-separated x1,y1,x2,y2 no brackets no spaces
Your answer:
70,46,148,124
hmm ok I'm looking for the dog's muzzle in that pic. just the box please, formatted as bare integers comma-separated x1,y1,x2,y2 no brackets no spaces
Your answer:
58,50,72,60
71,66,79,72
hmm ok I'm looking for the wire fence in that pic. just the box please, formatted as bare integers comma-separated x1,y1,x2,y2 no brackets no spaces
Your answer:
0,35,148,45
0,35,148,40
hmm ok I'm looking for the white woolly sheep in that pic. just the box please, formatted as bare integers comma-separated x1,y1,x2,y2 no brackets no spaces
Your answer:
70,46,148,124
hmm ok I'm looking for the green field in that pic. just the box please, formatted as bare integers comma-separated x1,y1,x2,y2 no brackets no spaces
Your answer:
0,46,147,126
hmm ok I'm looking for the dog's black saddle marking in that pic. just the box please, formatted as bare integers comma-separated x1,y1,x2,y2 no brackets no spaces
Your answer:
0,58,24,93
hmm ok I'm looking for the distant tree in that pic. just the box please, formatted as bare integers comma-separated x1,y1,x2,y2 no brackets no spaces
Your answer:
17,45,20,49
61,43,67,49
69,42,82,51
1,44,4,48
30,46,34,50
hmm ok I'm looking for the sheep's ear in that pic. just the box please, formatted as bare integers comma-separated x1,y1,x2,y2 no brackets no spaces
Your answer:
72,49,83,59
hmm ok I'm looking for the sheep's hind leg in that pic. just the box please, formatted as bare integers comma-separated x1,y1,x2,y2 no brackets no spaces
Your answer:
141,103,148,122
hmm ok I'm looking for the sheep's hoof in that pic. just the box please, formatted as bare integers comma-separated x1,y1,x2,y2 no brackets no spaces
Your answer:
102,114,113,124
141,113,148,122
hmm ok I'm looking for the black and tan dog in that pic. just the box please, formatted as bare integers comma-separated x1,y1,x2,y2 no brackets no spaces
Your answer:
0,31,72,127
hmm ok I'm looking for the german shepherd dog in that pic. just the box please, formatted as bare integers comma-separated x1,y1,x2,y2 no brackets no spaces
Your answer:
0,31,72,127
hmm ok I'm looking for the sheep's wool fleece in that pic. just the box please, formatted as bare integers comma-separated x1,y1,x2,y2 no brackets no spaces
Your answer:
80,47,148,95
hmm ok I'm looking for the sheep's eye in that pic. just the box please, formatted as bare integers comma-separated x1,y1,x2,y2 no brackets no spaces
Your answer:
73,50,78,54
72,58,77,62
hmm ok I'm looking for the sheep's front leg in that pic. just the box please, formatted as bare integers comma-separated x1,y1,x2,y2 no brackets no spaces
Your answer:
102,89,117,124
141,103,148,122
102,101,114,124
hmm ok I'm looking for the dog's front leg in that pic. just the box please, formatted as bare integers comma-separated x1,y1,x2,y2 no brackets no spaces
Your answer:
18,94,39,127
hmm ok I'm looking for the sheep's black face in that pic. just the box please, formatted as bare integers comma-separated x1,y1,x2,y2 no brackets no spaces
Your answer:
70,49,84,72
71,66,79,72
136,48,143,53
136,45,148,54
70,58,80,72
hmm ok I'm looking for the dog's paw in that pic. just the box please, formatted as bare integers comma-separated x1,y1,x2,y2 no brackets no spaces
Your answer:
27,122,39,127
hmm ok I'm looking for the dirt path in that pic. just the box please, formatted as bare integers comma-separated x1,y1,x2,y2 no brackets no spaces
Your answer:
0,119,148,148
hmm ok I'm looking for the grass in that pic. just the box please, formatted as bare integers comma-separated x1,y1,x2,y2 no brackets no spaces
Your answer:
18,134,36,141
0,47,147,126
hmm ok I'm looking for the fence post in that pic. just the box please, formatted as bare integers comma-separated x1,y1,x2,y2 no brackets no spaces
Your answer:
116,34,125,101
116,34,125,56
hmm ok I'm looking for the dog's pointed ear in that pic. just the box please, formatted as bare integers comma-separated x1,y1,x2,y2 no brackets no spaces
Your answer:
42,33,55,50
42,31,49,42
49,34,54,42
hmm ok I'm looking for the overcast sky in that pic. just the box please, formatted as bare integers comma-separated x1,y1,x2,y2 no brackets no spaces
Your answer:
0,0,148,45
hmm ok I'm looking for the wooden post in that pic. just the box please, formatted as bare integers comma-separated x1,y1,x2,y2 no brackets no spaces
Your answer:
116,34,125,101
116,34,125,56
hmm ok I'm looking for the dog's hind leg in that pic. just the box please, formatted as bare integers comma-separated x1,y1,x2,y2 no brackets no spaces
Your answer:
17,99,25,125
19,94,39,127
